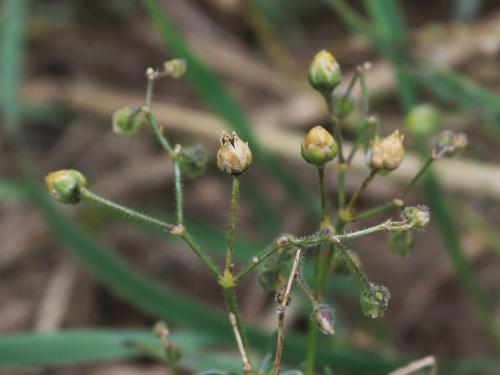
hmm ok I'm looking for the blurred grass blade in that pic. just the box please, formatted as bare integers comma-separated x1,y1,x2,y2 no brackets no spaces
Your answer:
424,174,500,350
0,0,26,143
141,0,318,220
0,330,242,371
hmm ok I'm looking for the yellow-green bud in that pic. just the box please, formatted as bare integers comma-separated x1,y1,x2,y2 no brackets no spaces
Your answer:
308,50,342,95
431,130,467,159
217,130,252,175
367,130,405,171
401,205,430,230
301,126,338,166
45,169,86,204
406,104,442,136
112,106,141,136
313,304,335,335
163,59,186,78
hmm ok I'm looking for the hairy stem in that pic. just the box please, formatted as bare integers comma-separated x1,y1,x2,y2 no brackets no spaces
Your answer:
346,169,378,214
273,248,302,375
80,188,220,277
173,161,184,225
224,287,252,373
225,176,240,274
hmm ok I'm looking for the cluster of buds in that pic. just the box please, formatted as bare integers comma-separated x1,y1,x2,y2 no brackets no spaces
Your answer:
147,58,187,81
153,321,182,365
360,282,391,319
217,131,253,175
432,130,468,159
367,130,405,171
301,126,338,166
45,169,87,204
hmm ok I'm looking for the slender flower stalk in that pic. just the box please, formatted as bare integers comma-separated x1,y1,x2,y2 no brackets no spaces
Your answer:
225,177,240,274
273,248,302,375
345,169,378,214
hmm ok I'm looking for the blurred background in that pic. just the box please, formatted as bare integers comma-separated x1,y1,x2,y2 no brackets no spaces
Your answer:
1,0,500,374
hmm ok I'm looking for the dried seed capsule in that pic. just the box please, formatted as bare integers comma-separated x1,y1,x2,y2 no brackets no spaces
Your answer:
401,205,430,230
367,130,405,171
431,130,467,159
388,230,414,257
313,304,335,335
112,106,141,136
405,104,442,136
217,130,252,175
301,126,338,166
308,50,342,95
360,282,390,319
45,169,86,204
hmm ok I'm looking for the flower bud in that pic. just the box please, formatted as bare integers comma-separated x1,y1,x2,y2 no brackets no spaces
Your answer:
163,59,186,78
308,50,342,95
401,205,430,230
360,282,390,319
313,304,335,335
388,230,414,257
174,144,207,178
405,104,442,136
301,126,338,166
367,130,405,171
112,106,141,136
45,169,86,204
431,130,467,159
216,131,252,175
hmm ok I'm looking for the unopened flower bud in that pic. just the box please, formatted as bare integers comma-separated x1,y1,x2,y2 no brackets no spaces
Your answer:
301,126,338,166
313,304,335,335
112,106,141,136
360,282,390,319
164,59,186,78
308,50,342,95
406,104,442,136
217,131,252,175
432,130,467,159
388,230,414,257
367,130,405,171
401,206,430,230
45,169,86,204
175,144,207,178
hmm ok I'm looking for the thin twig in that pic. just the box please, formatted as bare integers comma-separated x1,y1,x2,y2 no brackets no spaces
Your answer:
273,248,302,375
388,355,437,375
229,312,253,375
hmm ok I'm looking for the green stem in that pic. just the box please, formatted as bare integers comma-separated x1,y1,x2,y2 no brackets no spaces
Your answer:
81,188,170,229
234,241,282,283
225,176,240,273
142,110,173,153
173,161,184,225
353,201,398,222
80,188,220,278
145,76,154,109
224,287,252,372
337,163,347,211
179,231,221,277
401,157,434,197
346,169,378,213
318,167,330,228
337,245,370,289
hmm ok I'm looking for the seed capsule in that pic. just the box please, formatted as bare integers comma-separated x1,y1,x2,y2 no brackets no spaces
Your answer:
301,126,338,166
313,304,335,335
401,205,430,230
217,130,252,175
406,104,442,136
360,283,390,319
308,50,342,95
163,59,186,78
431,130,467,159
112,106,141,136
45,169,86,204
367,130,405,171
